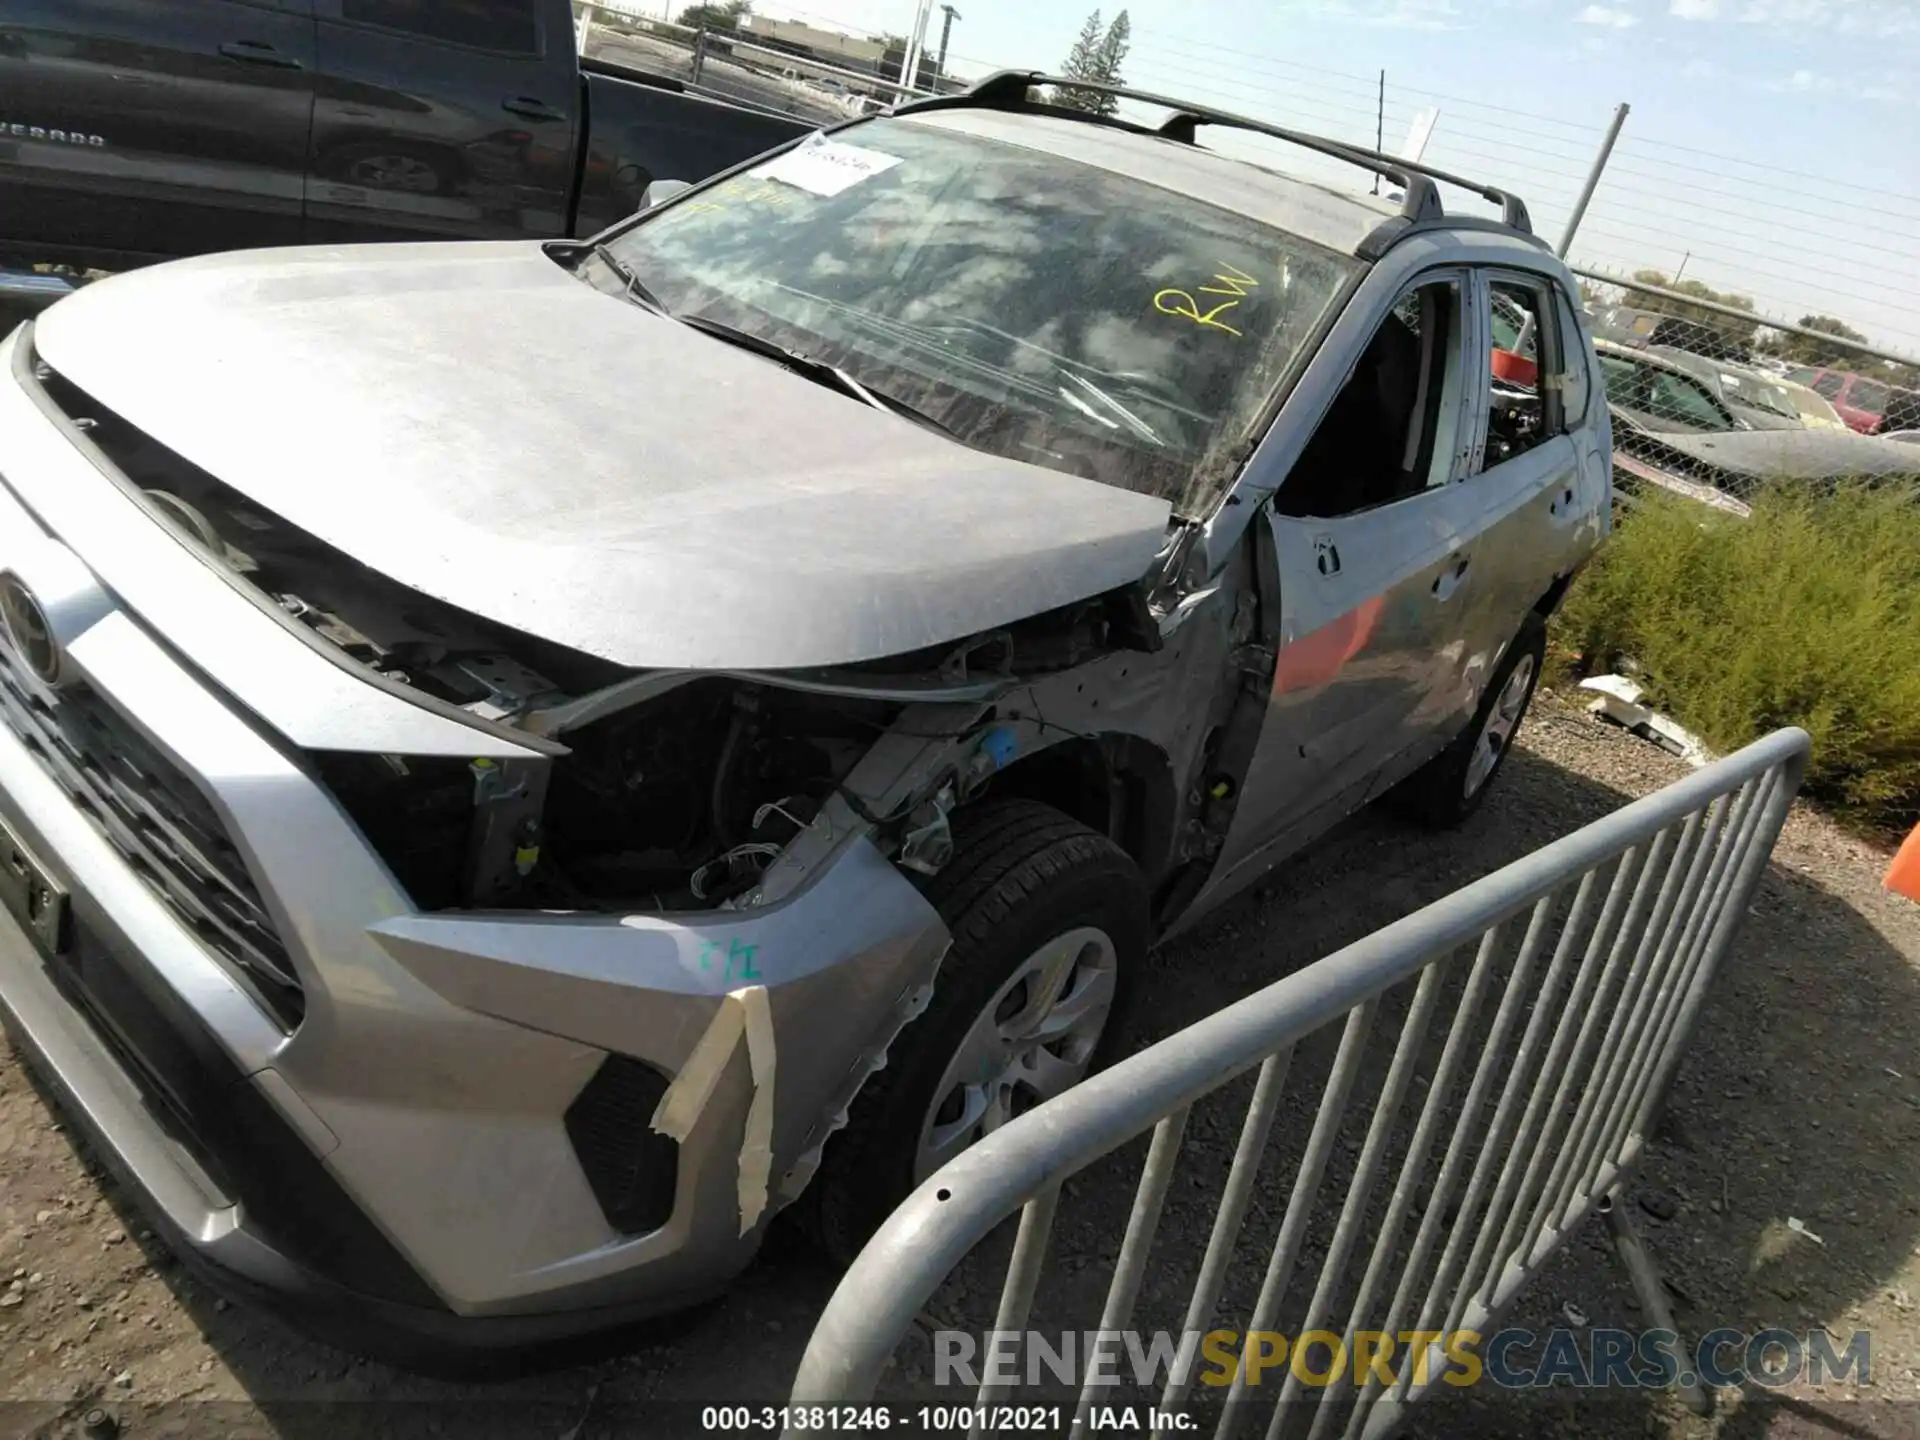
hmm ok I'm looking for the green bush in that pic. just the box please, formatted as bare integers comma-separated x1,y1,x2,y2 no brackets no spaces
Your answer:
1557,485,1920,833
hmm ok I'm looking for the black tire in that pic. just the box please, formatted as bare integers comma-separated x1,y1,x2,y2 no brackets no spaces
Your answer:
1391,615,1546,829
319,140,458,196
802,799,1147,1265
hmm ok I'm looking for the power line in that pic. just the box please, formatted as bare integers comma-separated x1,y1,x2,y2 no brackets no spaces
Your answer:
1575,224,1920,319
1394,135,1920,269
1614,144,1920,219
1601,156,1920,226
1616,135,1920,207
1127,27,1410,101
1578,188,1920,266
1572,252,1920,351
1129,23,1612,138
1594,164,1920,242
1121,60,1387,127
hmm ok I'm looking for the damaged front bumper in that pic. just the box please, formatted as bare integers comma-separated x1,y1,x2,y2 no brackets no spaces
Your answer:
0,335,955,1365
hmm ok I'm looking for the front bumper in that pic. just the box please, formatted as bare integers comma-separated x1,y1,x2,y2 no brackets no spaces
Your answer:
0,325,951,1361
0,890,725,1373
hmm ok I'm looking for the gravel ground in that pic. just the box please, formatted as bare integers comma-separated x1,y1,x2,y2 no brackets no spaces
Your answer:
1,690,1917,1439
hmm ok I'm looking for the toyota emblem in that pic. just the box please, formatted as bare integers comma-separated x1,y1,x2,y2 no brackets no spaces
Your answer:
0,573,60,686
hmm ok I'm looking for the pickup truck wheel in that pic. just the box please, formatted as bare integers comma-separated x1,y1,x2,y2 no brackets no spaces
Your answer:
802,799,1146,1266
1392,616,1546,830
322,142,456,196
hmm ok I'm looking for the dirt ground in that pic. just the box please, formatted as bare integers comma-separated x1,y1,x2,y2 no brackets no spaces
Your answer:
2,690,1917,1439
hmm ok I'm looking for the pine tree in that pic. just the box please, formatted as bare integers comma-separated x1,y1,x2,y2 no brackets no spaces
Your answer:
1055,10,1108,113
1089,9,1130,116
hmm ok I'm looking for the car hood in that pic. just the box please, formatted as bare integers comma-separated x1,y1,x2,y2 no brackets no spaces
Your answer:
1616,416,1920,481
33,242,1174,671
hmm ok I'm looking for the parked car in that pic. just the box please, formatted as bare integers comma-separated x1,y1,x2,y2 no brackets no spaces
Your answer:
1638,346,1805,431
1602,342,1920,513
0,0,813,269
1774,375,1851,432
0,71,1610,1368
1711,365,1837,432
1786,366,1918,435
1597,340,1755,437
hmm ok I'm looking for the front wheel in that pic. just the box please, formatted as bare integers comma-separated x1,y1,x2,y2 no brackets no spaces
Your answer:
1393,616,1546,829
803,799,1146,1264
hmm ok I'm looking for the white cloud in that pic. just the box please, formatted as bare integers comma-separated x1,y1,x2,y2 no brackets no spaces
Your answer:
1769,67,1835,90
1669,0,1720,16
1680,56,1719,75
1735,0,1920,30
1359,0,1467,29
1737,0,1829,22
1574,3,1640,23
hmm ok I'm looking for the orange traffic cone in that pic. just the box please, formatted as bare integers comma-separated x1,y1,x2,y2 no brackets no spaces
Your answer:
1886,822,1920,903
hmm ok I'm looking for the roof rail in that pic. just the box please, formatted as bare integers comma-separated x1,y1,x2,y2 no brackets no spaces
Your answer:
897,70,1533,236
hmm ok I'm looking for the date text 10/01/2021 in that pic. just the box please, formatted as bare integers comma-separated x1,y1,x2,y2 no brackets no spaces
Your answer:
699,1406,1196,1433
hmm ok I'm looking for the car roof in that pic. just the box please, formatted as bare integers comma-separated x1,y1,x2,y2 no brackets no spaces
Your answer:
1640,343,1766,388
900,109,1402,257
1595,337,1718,384
887,72,1547,262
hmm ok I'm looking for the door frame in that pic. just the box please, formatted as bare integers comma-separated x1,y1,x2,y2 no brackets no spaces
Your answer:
1179,262,1496,920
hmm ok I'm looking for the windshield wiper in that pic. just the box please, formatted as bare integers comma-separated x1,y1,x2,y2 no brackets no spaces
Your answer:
674,313,961,440
590,242,670,316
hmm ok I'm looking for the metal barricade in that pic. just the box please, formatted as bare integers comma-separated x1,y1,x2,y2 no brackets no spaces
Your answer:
789,727,1810,1439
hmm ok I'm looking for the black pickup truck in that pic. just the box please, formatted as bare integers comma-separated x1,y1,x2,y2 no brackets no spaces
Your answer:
0,0,815,270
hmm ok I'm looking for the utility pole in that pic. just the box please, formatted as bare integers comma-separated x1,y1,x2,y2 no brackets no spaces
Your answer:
1373,69,1385,194
1558,101,1630,258
1673,250,1692,284
900,0,934,95
935,4,960,79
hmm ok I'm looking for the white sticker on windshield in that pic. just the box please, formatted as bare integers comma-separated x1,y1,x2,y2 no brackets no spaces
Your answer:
757,137,903,197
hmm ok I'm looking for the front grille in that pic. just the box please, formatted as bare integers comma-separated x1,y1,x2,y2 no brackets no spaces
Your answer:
0,650,303,1028
565,1056,680,1236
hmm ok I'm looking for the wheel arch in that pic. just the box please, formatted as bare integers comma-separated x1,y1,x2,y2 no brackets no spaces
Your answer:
982,733,1181,886
1533,571,1574,620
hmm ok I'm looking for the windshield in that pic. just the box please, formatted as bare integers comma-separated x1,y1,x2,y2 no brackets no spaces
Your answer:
605,119,1360,514
1718,370,1801,421
1788,386,1843,426
1600,352,1735,433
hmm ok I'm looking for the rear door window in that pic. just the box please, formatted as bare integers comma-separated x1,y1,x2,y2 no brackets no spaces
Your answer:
1550,287,1592,429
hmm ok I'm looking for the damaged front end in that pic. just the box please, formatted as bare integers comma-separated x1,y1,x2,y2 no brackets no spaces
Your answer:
33,353,1173,1235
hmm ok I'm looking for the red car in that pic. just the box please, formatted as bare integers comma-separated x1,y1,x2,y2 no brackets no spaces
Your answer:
1789,366,1918,434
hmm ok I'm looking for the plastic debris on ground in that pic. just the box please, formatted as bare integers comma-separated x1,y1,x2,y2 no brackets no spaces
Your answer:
1786,1216,1825,1246
1577,674,1714,768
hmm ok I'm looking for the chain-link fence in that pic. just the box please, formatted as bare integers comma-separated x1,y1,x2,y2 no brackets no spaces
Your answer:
1559,268,1920,516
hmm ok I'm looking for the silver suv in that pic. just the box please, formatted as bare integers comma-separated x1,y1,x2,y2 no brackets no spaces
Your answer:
0,73,1609,1366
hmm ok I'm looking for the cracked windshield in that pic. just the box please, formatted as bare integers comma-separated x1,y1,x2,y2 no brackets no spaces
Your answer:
607,117,1356,511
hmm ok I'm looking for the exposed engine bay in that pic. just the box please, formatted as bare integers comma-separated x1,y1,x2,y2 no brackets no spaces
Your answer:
37,357,1177,915
164,478,913,911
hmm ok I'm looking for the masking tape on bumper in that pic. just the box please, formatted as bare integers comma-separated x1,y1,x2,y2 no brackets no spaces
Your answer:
649,985,778,1236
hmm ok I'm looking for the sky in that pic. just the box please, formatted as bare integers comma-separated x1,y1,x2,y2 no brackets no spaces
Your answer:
692,0,1920,358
